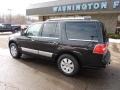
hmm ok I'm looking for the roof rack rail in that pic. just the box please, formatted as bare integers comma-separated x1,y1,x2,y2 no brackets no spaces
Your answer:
47,16,92,21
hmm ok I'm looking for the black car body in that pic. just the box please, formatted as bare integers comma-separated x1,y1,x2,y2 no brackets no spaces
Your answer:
8,18,110,76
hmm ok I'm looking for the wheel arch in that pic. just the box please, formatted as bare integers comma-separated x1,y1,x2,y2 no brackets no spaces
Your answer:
9,40,18,47
53,50,82,66
9,40,22,58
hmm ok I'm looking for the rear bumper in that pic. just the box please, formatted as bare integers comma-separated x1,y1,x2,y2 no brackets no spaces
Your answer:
102,50,111,65
80,51,111,68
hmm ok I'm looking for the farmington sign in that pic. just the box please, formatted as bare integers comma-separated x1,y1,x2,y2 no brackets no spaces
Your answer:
53,0,120,12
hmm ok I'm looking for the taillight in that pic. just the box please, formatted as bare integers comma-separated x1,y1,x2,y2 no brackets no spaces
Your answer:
93,44,108,54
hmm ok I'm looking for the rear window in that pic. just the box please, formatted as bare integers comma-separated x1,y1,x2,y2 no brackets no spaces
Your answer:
65,22,98,40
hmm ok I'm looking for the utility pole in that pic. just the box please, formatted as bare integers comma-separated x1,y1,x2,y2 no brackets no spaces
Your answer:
2,14,5,23
8,9,12,24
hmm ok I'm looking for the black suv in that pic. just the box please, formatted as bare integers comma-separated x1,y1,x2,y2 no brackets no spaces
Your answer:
9,18,110,76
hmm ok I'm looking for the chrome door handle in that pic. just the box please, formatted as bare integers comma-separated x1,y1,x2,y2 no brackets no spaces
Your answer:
49,42,58,45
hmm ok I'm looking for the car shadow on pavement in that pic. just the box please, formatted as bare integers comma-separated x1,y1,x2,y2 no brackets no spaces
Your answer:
16,54,120,90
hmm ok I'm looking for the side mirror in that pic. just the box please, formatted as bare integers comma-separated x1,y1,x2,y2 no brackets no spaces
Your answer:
21,30,26,36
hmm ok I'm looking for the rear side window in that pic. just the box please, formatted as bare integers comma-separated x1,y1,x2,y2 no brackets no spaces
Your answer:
42,22,59,38
65,22,98,40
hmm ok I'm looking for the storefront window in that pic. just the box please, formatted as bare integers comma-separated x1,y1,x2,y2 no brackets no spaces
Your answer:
116,15,120,34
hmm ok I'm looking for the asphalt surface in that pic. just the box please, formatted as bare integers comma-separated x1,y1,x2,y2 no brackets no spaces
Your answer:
0,32,120,90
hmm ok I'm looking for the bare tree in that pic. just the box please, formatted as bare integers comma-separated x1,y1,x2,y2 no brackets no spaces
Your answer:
0,14,38,25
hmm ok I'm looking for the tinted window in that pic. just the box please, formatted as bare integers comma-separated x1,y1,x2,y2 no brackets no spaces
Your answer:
26,24,42,36
66,22,98,40
100,22,108,42
3,24,11,29
42,22,59,37
0,24,11,29
0,24,4,29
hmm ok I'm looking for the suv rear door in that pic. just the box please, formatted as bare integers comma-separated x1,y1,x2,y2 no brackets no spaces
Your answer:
35,22,61,58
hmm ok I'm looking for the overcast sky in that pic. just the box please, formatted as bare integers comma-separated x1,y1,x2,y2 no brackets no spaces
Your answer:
0,0,56,15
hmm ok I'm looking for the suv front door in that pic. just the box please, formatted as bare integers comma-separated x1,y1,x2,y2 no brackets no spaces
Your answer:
18,23,42,54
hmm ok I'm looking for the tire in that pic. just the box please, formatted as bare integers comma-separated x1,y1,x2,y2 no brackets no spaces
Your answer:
14,29,18,33
9,43,22,58
12,30,17,33
57,54,80,76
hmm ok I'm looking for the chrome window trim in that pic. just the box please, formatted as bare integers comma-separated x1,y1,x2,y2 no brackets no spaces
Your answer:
69,39,98,42
39,36,59,40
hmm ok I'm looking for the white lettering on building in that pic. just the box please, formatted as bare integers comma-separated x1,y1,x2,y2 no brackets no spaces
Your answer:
113,1,120,8
94,3,100,9
87,3,93,10
53,1,108,12
101,2,107,9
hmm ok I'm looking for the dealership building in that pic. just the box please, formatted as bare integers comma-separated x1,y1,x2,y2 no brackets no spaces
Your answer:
26,0,120,32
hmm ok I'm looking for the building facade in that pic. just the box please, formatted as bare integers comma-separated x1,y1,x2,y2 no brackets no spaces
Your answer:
26,0,120,33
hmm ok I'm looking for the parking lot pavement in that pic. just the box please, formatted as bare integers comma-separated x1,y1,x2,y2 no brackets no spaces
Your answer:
0,34,120,90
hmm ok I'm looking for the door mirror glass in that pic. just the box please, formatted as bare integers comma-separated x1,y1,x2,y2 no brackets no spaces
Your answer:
21,30,27,36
